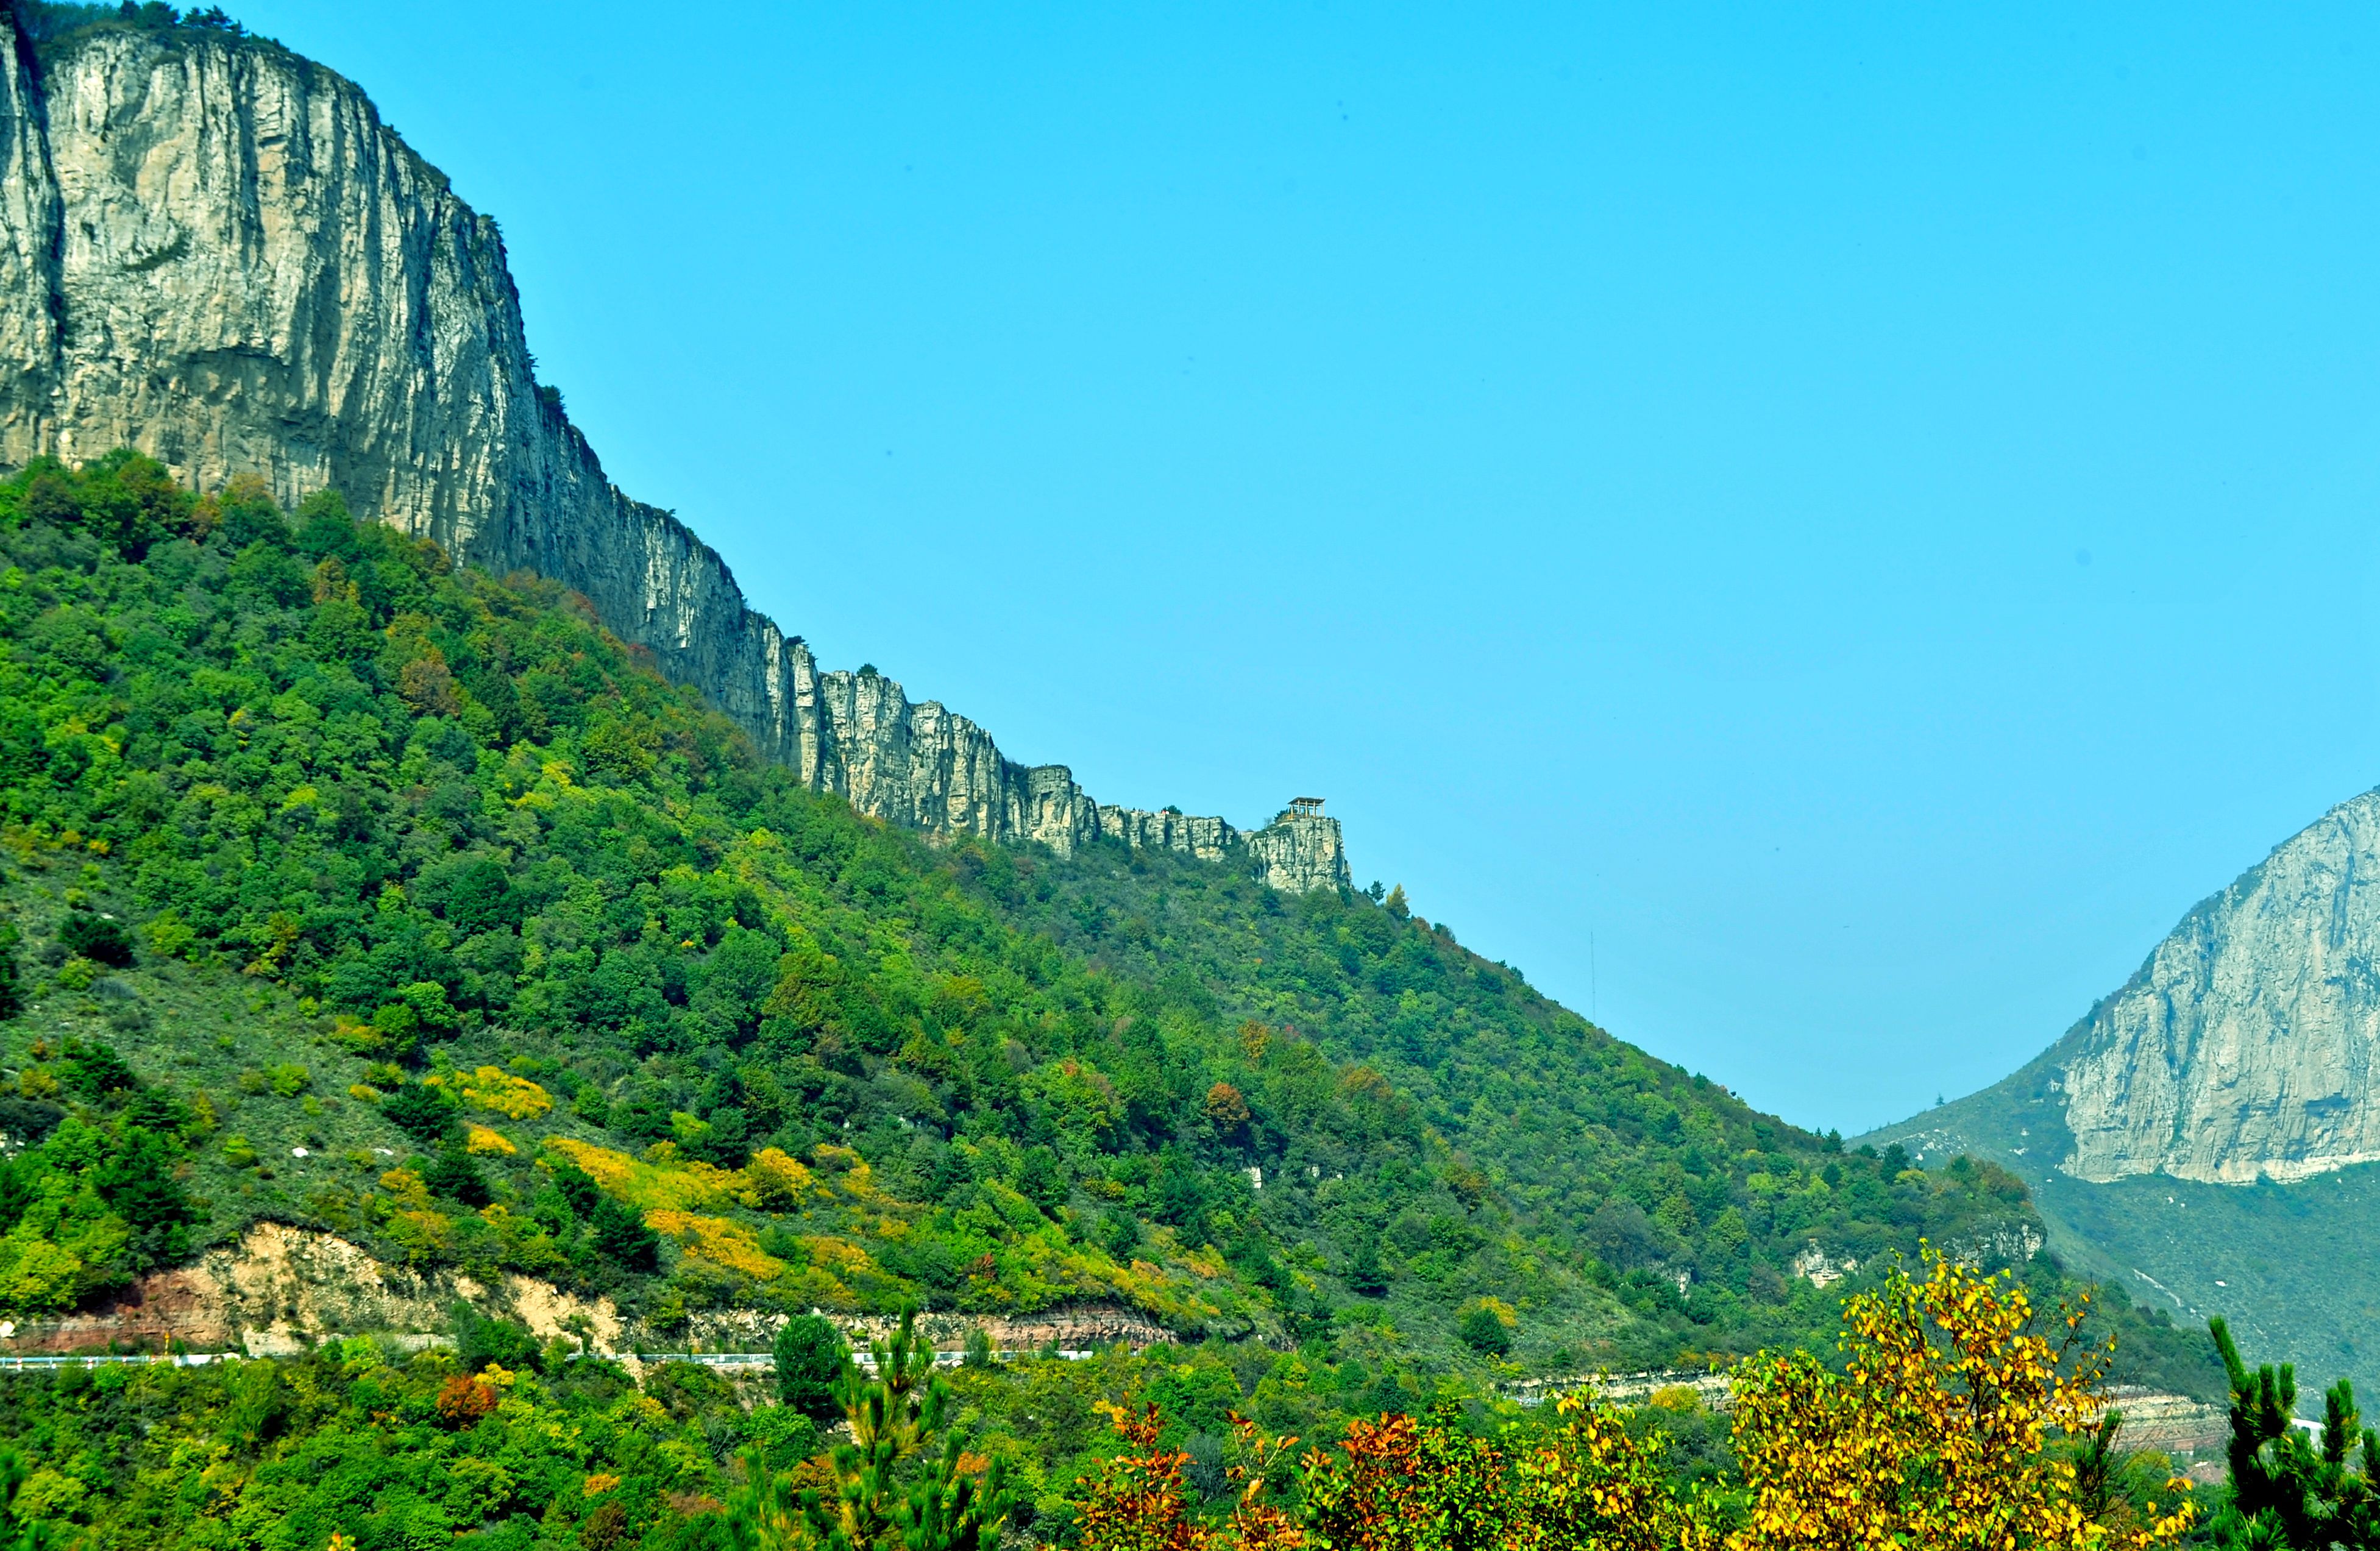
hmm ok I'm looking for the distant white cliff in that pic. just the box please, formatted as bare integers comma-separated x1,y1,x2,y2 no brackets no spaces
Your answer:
2054,789,2380,1184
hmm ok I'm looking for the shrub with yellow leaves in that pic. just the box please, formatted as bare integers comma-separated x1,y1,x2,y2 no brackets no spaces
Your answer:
1507,1393,1720,1551
458,1066,552,1120
741,1146,817,1209
1726,1249,2194,1551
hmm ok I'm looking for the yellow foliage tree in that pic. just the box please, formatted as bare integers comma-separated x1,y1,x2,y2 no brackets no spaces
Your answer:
1726,1250,2194,1551
1508,1393,1721,1551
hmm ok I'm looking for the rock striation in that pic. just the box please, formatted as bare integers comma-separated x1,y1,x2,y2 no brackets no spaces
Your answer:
0,9,1350,892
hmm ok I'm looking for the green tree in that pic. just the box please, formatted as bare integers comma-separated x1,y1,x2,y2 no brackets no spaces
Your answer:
736,1308,1012,1551
0,1448,62,1550
57,907,133,968
1458,1305,1511,1357
589,1196,658,1272
0,937,18,1023
1346,1238,1388,1298
419,1149,489,1208
380,1085,455,1145
773,1314,849,1421
2206,1316,2380,1548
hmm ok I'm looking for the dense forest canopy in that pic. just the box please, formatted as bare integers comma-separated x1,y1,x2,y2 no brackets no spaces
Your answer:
0,450,2195,1372
0,450,2225,1544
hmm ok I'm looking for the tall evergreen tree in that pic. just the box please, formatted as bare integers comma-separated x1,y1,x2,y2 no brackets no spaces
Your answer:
772,1314,849,1422
735,1308,1012,1551
2207,1315,2380,1548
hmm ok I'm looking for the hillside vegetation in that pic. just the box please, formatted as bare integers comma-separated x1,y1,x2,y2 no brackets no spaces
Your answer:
0,1249,2223,1550
0,451,2214,1402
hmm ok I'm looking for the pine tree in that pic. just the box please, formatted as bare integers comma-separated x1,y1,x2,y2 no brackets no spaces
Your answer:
2206,1315,2380,1547
730,1307,1015,1551
1458,1304,1512,1357
772,1315,848,1422
1346,1237,1388,1297
0,925,20,1020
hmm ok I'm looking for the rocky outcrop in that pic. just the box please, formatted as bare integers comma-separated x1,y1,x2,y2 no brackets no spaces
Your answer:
691,1304,1176,1357
2101,1386,2229,1459
2049,789,2380,1185
1788,1243,1858,1288
0,1221,625,1356
0,9,1348,890
1244,807,1352,894
1503,1370,2221,1457
1504,1368,1736,1412
0,1221,1176,1359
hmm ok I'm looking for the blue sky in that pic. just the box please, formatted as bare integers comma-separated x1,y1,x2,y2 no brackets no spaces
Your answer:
231,2,2380,1133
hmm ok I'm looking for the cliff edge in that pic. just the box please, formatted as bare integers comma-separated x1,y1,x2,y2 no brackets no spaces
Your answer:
0,7,1349,891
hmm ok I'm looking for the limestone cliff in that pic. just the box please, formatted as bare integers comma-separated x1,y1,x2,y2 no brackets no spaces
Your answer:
0,7,1349,892
2047,789,2380,1185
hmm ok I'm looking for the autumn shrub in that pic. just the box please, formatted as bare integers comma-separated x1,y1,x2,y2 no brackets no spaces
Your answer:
434,1372,498,1429
1073,1405,1209,1551
1726,1252,2192,1551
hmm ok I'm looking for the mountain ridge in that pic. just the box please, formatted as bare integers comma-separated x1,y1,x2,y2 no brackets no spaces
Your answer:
0,2,1349,893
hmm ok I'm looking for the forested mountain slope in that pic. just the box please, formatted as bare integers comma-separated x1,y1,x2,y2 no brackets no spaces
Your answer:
0,450,2214,1394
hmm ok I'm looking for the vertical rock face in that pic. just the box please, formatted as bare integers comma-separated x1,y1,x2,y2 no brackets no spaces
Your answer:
0,12,57,452
1860,789,2380,1404
1245,809,1353,895
2051,789,2380,1185
0,12,1348,889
